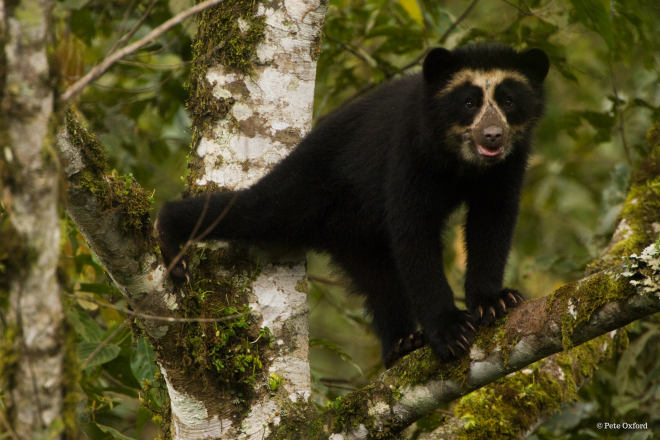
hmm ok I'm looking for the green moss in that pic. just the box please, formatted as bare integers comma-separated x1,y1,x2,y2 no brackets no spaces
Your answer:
389,346,471,387
141,370,172,440
104,174,155,235
172,246,274,421
470,316,519,366
64,109,109,196
546,270,636,350
269,397,326,440
454,364,563,440
65,111,156,251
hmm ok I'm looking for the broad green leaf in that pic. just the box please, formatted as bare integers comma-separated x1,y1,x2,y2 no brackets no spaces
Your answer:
104,356,141,389
70,9,96,47
615,328,659,398
569,0,615,50
68,308,104,342
77,342,121,368
131,337,158,385
136,407,152,438
95,423,136,440
396,0,424,27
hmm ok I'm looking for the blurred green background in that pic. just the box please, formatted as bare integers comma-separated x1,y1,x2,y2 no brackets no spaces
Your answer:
52,0,660,437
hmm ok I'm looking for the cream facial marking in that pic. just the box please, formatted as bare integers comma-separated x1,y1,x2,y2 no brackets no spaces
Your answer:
437,69,529,100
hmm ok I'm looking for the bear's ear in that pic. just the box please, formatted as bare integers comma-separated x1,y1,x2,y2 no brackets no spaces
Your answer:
423,48,457,83
517,48,550,83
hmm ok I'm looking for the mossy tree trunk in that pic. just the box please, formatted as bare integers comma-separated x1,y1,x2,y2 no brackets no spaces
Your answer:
167,0,329,436
0,0,66,438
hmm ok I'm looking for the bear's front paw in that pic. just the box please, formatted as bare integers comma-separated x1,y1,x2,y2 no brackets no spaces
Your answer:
383,331,425,368
167,257,191,284
469,288,524,327
155,220,191,284
426,310,476,361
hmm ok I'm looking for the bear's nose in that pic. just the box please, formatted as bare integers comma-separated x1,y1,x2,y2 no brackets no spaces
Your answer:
483,126,502,143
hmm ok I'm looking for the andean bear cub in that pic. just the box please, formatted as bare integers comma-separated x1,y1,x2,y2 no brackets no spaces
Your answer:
156,43,550,368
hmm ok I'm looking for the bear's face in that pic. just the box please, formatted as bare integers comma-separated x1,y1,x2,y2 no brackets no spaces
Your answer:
439,69,537,165
422,45,549,167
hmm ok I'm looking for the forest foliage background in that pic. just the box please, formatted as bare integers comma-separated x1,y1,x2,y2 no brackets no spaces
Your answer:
3,0,660,438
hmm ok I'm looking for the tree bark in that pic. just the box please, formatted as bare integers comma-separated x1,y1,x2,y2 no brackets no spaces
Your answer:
0,0,64,438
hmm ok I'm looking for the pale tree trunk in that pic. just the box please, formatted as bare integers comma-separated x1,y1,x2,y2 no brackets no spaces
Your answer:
167,0,328,436
0,0,64,439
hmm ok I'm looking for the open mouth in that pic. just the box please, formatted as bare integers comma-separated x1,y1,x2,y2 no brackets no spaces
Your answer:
477,144,503,157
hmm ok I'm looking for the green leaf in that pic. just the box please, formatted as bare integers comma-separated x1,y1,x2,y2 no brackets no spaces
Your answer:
396,0,424,27
68,308,104,342
77,342,121,368
136,407,152,438
309,338,362,375
95,423,136,440
70,9,96,46
569,0,615,50
131,337,158,385
104,356,142,389
615,327,659,398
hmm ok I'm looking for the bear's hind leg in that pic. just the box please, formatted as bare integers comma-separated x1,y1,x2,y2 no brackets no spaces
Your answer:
333,247,422,369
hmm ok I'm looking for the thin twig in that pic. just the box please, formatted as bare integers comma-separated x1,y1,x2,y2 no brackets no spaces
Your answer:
439,0,480,44
324,35,395,78
91,65,180,94
126,20,193,59
115,0,160,50
340,0,481,104
610,57,632,166
399,0,481,72
118,58,192,69
61,0,226,102
63,292,248,323
0,411,20,440
105,0,139,57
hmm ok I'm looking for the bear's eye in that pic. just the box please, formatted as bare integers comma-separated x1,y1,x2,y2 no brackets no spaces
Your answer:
465,99,475,109
504,97,514,108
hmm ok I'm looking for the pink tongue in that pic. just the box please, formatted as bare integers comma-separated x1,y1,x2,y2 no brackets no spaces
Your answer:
477,145,502,157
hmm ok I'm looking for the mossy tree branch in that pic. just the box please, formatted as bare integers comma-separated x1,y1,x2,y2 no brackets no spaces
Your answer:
58,110,181,341
420,330,628,440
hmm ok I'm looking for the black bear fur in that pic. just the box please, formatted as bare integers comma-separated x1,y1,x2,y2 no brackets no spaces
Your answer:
156,43,550,368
